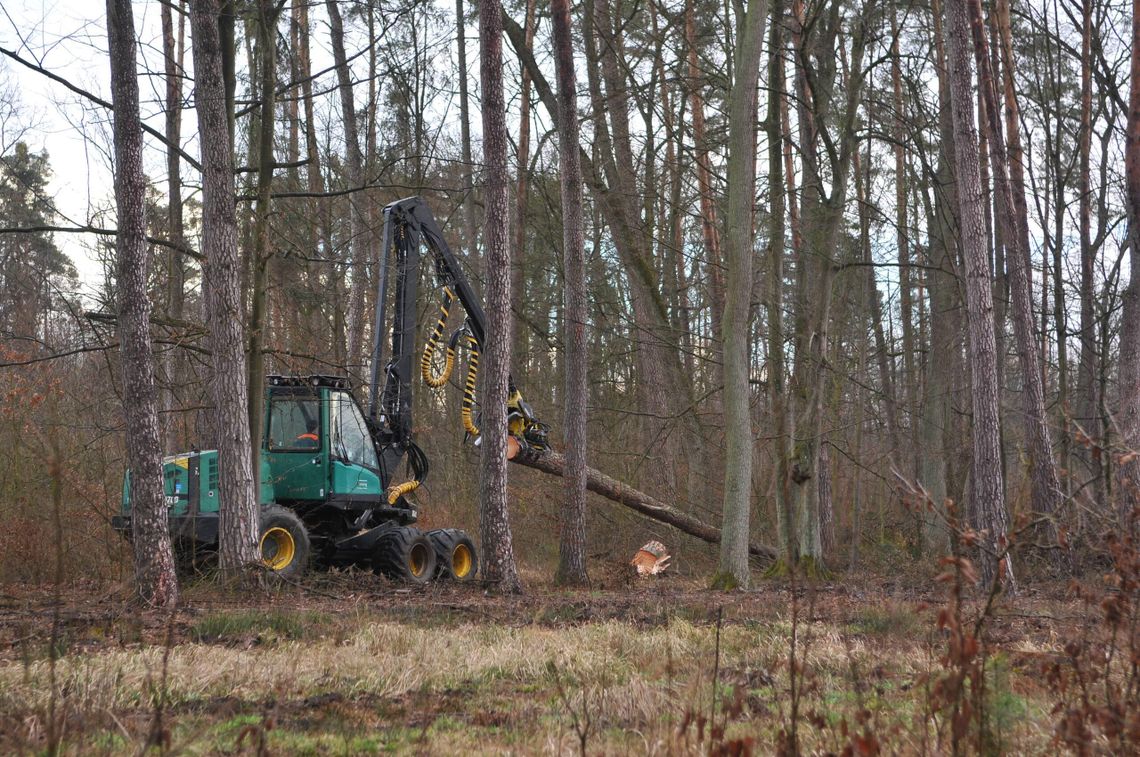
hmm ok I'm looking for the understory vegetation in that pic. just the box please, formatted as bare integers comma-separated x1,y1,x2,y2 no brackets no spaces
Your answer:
1,525,1136,755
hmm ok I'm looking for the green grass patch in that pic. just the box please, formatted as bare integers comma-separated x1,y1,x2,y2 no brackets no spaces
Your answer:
189,609,328,644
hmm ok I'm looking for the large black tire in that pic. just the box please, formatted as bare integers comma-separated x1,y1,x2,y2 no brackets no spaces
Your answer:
259,505,311,578
373,527,437,584
426,528,479,582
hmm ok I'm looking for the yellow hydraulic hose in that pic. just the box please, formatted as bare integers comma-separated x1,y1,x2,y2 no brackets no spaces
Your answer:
461,334,480,438
387,479,420,505
420,287,456,387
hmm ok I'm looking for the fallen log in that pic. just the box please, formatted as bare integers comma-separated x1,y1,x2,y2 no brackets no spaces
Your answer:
514,449,778,564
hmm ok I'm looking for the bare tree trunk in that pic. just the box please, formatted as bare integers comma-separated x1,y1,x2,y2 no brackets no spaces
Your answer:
190,0,260,574
920,1,957,551
891,2,916,467
780,2,868,571
967,0,1064,561
161,0,186,451
326,0,368,370
1117,0,1140,516
685,0,724,379
943,0,1012,588
109,0,179,607
457,0,478,258
551,0,588,586
246,0,279,505
1075,0,1098,458
478,0,522,594
512,0,536,370
716,0,767,588
767,0,793,570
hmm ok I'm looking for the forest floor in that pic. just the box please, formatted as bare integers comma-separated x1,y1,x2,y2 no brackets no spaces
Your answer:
0,566,1111,755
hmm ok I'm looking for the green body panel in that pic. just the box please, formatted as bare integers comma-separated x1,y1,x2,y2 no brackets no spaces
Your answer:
121,382,385,520
121,452,276,516
331,460,382,496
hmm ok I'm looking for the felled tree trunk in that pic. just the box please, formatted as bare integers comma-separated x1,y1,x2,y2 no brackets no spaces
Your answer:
516,451,778,564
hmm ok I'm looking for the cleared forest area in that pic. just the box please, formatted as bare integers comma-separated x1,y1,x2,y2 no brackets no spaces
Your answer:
0,570,1126,754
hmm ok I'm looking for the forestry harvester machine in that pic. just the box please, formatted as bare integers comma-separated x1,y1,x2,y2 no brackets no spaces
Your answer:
113,197,549,582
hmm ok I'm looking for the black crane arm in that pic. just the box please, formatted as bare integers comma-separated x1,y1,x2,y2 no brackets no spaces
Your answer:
367,196,547,490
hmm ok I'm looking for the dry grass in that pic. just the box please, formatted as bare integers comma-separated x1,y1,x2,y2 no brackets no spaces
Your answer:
0,574,1091,755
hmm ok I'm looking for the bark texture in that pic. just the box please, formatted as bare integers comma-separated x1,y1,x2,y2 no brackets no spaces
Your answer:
326,0,368,368
478,0,522,594
717,0,768,588
190,0,260,574
551,0,588,586
245,0,278,504
160,0,186,451
1117,0,1140,515
108,0,179,607
944,0,1013,587
967,0,1064,558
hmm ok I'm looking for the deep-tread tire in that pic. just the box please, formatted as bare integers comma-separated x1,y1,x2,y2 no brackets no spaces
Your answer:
258,505,311,578
426,528,479,582
373,527,437,584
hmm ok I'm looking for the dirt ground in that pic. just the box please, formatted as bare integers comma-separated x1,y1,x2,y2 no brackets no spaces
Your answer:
0,568,1110,755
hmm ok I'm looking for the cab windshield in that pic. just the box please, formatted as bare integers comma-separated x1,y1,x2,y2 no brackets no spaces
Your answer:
329,391,379,469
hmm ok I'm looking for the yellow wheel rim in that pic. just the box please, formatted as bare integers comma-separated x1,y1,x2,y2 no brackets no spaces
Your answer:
260,527,296,571
409,543,430,577
452,544,473,578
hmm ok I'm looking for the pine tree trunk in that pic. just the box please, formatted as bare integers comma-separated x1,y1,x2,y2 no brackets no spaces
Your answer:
511,0,535,371
920,37,956,551
685,0,724,382
246,0,279,506
109,0,179,607
161,0,186,452
478,0,522,594
767,0,793,571
967,0,1064,561
1116,0,1140,517
891,2,916,472
551,0,588,586
457,0,478,259
190,0,260,575
326,0,368,370
943,0,1013,588
717,0,767,588
1074,0,1098,459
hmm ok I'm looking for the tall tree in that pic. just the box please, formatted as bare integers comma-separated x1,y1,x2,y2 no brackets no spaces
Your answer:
967,0,1064,559
456,0,478,257
478,0,522,594
716,0,768,588
108,0,179,607
1074,0,1098,465
246,0,280,504
552,0,588,586
781,0,869,570
767,0,793,575
1117,0,1140,515
160,0,186,450
943,0,1012,588
326,0,369,369
190,0,260,574
512,0,536,367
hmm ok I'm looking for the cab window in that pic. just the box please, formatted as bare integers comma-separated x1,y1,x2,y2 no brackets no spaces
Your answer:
329,391,379,469
268,398,321,450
